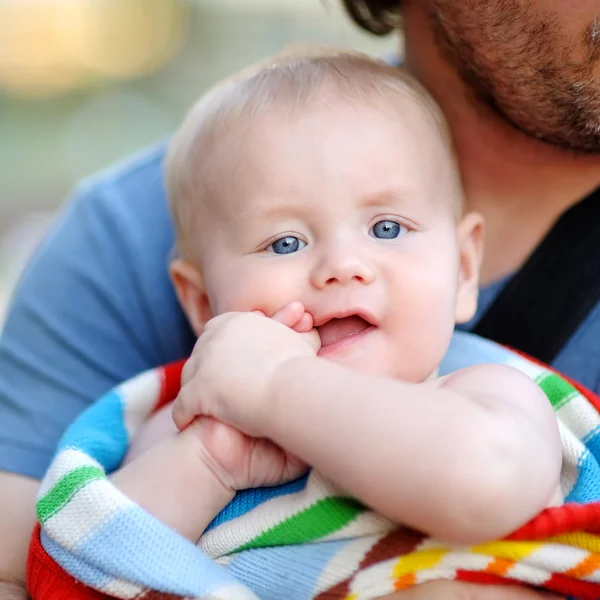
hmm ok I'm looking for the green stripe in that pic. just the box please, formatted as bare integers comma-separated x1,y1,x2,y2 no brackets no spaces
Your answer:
536,373,577,412
232,496,365,553
536,373,577,411
37,465,106,523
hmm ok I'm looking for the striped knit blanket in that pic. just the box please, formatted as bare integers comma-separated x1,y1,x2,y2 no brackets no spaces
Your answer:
28,332,600,600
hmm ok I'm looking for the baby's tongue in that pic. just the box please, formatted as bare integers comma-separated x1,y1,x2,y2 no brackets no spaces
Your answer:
317,316,369,347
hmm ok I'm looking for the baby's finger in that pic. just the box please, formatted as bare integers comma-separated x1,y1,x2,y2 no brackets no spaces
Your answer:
172,386,199,431
292,311,314,333
271,301,305,328
301,328,322,354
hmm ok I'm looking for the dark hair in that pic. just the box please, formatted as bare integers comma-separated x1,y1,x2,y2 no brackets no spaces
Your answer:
341,0,403,36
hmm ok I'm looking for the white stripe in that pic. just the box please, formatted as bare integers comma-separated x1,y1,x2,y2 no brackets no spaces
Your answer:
559,430,585,499
506,561,552,587
347,558,398,599
44,478,134,550
312,534,386,594
199,472,336,557
207,584,260,599
120,369,163,439
583,569,600,582
518,542,591,574
38,449,103,499
101,577,145,599
556,393,600,441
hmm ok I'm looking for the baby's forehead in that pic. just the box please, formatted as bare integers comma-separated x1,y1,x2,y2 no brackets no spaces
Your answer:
186,87,461,246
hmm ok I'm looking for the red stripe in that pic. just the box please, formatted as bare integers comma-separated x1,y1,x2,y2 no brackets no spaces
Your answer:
27,524,186,599
27,523,116,600
507,502,600,540
457,569,600,600
154,360,186,412
542,572,600,600
455,570,519,586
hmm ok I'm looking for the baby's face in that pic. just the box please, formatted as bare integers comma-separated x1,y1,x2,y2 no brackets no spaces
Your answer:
191,99,480,382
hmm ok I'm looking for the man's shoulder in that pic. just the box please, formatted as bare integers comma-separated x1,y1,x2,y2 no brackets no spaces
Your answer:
76,141,168,202
62,141,172,238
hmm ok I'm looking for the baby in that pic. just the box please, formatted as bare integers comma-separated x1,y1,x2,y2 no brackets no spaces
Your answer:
112,49,562,594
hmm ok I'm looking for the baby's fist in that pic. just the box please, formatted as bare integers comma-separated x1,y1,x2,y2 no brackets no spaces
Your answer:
173,310,320,437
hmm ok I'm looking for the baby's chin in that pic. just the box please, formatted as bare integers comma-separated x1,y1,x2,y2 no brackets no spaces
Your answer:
321,350,440,383
315,327,443,383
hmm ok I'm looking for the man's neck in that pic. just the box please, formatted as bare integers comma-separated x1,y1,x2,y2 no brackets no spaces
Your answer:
402,4,600,284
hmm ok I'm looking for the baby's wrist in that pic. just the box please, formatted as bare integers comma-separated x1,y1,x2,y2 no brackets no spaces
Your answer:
180,421,238,500
111,428,235,542
265,356,317,429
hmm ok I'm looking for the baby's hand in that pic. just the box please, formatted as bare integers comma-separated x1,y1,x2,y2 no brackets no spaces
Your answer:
173,302,320,438
125,404,305,490
185,417,308,491
124,402,178,464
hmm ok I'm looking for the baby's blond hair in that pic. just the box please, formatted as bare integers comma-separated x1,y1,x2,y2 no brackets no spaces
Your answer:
165,47,459,259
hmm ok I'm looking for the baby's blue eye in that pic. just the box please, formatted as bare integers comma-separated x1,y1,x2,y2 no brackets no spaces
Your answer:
370,220,405,240
269,236,306,255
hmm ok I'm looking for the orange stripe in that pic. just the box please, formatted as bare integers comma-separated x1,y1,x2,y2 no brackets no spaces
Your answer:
394,574,416,591
564,554,600,579
485,557,515,577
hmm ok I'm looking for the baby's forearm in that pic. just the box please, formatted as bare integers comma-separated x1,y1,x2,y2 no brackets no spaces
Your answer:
264,357,559,544
111,424,234,543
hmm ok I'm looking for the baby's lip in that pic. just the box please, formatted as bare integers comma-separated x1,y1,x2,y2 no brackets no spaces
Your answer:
313,308,378,328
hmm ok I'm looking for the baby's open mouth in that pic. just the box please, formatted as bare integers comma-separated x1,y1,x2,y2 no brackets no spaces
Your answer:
316,315,372,347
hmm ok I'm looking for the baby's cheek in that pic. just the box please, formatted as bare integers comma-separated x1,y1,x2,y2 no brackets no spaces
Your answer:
211,268,303,317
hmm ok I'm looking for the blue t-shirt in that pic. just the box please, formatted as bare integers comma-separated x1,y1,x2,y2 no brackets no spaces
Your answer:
1,143,599,479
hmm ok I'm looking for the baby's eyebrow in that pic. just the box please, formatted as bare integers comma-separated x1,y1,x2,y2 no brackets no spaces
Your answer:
233,200,308,224
359,188,414,209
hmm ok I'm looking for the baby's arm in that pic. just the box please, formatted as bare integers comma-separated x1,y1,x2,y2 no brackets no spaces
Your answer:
111,417,235,542
113,403,307,543
260,360,562,544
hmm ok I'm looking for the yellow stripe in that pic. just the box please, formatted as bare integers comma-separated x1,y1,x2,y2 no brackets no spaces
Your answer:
392,549,447,577
471,540,542,561
547,532,600,552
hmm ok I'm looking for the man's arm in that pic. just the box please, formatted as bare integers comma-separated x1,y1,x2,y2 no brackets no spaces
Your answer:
0,582,29,600
0,144,195,584
0,474,37,583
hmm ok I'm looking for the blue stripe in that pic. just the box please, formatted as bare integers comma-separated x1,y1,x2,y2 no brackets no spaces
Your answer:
56,389,129,474
583,425,600,464
206,474,309,531
228,539,349,600
565,450,600,503
70,505,239,595
42,530,113,589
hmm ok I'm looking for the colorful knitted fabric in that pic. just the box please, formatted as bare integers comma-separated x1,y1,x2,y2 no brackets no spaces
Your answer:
27,332,600,600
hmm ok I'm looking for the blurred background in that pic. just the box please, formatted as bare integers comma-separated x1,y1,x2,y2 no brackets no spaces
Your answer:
0,0,397,321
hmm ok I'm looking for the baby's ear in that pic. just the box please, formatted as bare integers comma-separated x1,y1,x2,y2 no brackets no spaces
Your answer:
455,212,484,324
169,258,212,336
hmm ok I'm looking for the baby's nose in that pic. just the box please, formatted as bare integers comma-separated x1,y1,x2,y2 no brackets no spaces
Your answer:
311,252,375,289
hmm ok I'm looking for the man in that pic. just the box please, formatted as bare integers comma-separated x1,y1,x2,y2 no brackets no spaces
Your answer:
2,1,599,597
